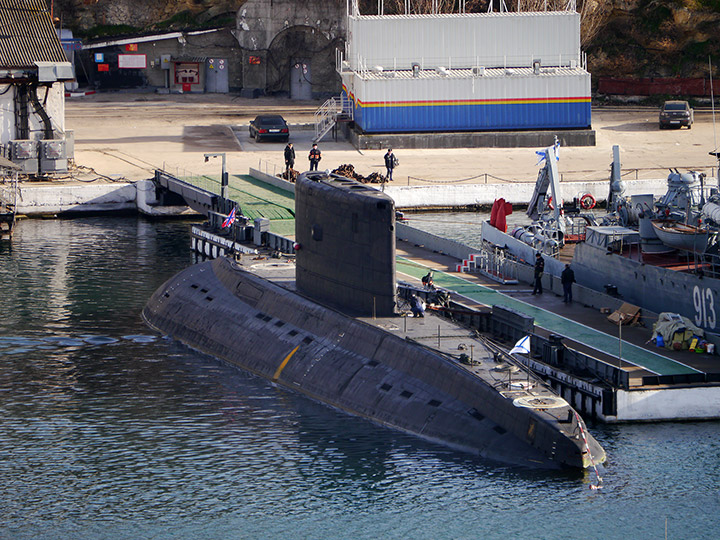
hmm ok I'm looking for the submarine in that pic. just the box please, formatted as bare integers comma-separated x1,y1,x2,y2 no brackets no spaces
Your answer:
142,171,606,470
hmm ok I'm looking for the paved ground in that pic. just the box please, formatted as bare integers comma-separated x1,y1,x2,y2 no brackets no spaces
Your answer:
66,91,720,186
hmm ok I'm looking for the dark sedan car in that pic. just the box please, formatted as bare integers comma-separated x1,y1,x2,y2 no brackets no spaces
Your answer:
249,115,289,142
659,100,693,129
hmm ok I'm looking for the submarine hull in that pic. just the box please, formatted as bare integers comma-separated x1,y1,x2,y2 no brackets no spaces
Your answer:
143,256,604,469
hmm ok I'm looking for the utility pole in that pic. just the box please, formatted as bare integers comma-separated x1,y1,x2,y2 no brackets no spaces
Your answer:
204,152,228,200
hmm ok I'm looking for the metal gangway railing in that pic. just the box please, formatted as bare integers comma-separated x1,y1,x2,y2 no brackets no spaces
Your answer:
461,244,519,284
313,94,353,143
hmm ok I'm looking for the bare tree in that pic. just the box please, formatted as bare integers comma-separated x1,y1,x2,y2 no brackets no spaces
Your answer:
359,0,487,15
484,0,609,46
577,0,609,47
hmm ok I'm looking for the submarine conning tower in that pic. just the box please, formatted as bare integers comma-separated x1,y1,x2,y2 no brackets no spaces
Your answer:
295,171,396,317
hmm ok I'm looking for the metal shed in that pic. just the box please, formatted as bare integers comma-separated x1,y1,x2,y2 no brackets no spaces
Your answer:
339,9,590,133
347,12,581,71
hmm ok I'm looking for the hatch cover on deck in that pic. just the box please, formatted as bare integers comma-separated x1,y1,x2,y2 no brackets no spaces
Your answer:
513,396,568,409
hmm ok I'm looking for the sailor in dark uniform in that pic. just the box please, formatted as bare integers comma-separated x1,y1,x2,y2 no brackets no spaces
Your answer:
284,142,295,175
308,143,321,171
532,253,544,295
561,263,575,303
410,294,425,317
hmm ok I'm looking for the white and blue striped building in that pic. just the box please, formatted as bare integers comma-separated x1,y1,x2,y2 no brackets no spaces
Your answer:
339,7,591,133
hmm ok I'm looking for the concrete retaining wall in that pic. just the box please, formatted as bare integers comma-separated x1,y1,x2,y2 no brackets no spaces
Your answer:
13,172,669,216
136,179,199,217
385,178,669,209
16,182,136,215
346,126,596,150
617,386,720,421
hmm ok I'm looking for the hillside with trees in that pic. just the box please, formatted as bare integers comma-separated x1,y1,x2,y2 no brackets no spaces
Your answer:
54,0,720,79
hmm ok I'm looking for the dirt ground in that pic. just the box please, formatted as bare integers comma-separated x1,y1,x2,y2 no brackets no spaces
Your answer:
66,92,720,185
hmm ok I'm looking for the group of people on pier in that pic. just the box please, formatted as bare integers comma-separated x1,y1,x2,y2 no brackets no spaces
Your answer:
283,143,322,173
283,143,398,179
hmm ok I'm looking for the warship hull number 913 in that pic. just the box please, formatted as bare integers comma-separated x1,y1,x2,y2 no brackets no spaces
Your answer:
694,286,716,330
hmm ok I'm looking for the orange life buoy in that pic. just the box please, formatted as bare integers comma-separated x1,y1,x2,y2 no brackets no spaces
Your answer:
547,196,554,210
580,193,596,210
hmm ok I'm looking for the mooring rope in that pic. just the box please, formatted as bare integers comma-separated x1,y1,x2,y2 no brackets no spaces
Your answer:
573,410,603,490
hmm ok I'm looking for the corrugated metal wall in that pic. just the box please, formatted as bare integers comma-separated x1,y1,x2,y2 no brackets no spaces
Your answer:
347,12,580,71
342,69,591,132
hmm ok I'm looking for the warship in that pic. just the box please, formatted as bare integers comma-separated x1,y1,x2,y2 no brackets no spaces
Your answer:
482,145,720,340
143,171,606,470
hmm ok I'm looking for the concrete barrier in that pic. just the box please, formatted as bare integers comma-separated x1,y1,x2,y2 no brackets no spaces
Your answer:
16,182,136,215
249,168,295,194
248,166,669,210
385,178,669,209
136,179,200,217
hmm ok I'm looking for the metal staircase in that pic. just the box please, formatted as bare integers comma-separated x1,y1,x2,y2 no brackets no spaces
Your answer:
313,95,353,143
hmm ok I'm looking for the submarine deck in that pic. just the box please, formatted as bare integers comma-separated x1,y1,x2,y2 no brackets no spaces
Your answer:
240,253,583,426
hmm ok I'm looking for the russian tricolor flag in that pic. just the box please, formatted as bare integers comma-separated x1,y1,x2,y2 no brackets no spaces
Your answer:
222,207,236,228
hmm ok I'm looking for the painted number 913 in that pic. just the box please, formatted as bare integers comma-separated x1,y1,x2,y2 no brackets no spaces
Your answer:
693,286,716,330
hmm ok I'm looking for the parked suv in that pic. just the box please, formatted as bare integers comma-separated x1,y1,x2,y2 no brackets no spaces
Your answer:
659,100,693,129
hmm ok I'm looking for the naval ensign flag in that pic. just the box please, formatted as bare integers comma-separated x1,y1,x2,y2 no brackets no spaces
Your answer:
510,335,531,355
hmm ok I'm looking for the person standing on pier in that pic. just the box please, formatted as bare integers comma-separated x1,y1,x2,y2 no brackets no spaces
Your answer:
284,142,295,175
308,143,321,171
384,148,398,181
561,263,575,304
532,253,544,295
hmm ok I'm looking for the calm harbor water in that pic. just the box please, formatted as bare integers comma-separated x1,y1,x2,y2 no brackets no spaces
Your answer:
1,216,719,540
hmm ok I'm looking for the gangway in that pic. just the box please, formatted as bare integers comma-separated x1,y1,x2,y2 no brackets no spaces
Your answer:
457,244,519,284
313,94,353,143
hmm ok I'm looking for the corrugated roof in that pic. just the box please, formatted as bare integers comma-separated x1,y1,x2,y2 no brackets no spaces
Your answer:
0,0,68,68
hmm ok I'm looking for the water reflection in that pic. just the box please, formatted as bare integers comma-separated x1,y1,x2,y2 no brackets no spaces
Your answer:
1,216,719,539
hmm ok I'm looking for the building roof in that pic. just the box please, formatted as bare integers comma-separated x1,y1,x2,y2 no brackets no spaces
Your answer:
82,28,222,50
0,0,68,68
353,65,586,81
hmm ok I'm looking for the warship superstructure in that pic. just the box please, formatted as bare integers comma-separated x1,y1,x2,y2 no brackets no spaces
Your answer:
482,145,720,339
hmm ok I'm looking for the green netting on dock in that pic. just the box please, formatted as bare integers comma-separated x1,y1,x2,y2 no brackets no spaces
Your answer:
397,258,699,376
